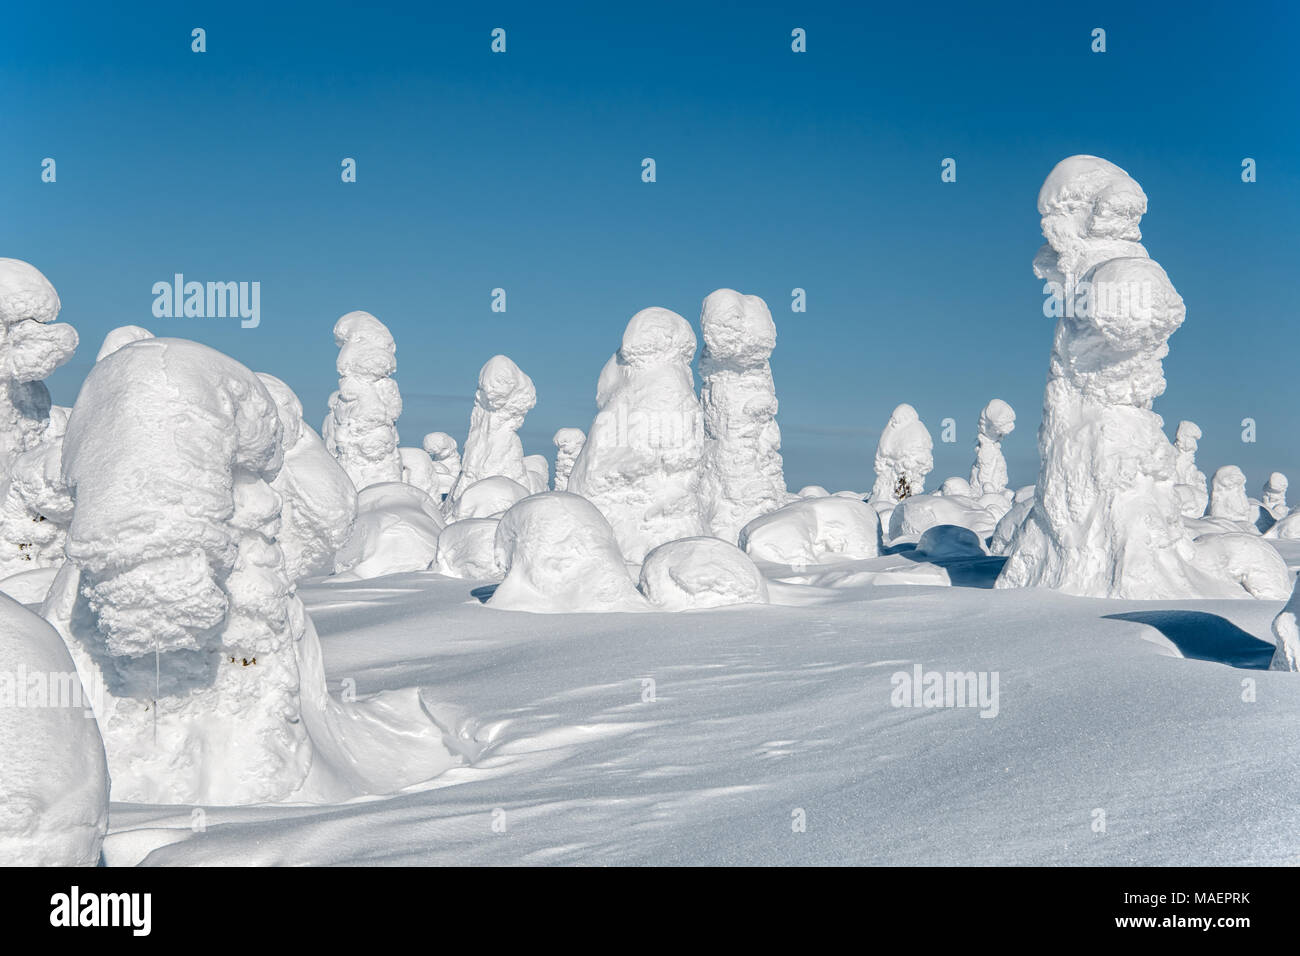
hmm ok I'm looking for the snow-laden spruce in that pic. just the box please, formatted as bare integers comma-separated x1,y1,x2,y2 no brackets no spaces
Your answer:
0,260,78,580
0,406,72,581
487,492,647,613
0,594,110,865
449,355,536,505
257,373,357,581
870,404,933,503
566,308,706,562
422,432,461,496
41,337,404,804
1208,465,1254,526
1172,421,1208,518
969,399,1015,497
552,427,585,492
323,311,403,491
997,155,1281,599
698,289,787,542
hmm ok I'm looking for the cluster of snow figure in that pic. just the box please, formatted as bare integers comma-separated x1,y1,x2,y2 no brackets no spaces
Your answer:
5,152,1300,865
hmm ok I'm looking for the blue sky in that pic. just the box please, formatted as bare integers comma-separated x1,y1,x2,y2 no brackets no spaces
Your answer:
3,1,1297,492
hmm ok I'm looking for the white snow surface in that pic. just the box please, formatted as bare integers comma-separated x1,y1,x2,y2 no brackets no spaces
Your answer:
97,555,1300,865
551,428,585,492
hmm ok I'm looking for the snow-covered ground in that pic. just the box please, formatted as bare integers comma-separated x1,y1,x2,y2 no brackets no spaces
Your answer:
100,549,1300,866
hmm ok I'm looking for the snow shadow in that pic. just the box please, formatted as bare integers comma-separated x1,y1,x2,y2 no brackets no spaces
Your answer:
1104,610,1276,669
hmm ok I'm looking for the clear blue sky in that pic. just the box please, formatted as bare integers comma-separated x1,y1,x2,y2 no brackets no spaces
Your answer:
3,1,1297,493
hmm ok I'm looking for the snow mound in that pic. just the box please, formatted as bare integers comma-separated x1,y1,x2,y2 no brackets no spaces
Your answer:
432,518,500,579
567,308,706,561
488,492,646,613
448,475,530,521
258,373,357,582
798,485,830,498
870,404,933,502
915,524,989,560
95,325,153,361
1265,512,1300,541
698,289,787,542
740,497,881,566
0,594,109,865
639,536,769,610
334,482,443,580
451,355,536,500
323,311,403,491
888,493,993,546
1190,533,1291,600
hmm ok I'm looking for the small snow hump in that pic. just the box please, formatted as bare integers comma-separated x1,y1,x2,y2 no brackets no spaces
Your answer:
639,536,769,610
488,492,647,613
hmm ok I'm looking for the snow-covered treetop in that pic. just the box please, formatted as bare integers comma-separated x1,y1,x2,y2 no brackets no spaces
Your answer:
978,399,1015,441
0,258,77,383
474,354,536,420
553,427,585,449
618,307,696,368
334,310,396,379
1035,155,1149,289
96,325,154,362
1175,420,1202,450
422,432,457,458
700,288,776,367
